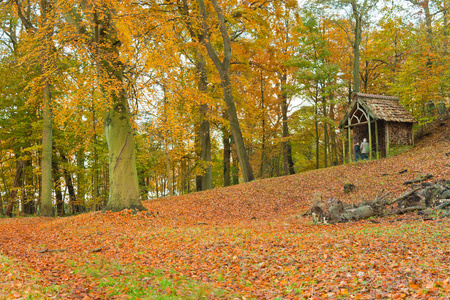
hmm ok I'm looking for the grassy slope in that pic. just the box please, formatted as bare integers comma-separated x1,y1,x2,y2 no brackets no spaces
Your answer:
0,121,449,299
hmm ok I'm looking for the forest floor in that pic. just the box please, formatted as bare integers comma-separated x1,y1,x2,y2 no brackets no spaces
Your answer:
1,120,449,299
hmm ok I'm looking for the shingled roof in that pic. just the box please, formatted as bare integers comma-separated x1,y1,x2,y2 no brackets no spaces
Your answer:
339,93,416,128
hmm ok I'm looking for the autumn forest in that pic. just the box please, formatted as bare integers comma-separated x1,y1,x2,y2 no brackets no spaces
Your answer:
0,0,448,216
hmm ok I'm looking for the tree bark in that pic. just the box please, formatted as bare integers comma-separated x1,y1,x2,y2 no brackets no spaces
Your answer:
39,0,54,217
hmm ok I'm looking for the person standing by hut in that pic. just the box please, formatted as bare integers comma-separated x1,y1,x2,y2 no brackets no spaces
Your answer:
361,138,370,160
354,142,361,161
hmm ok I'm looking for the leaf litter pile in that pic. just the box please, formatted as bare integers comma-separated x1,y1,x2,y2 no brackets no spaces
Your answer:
1,125,449,299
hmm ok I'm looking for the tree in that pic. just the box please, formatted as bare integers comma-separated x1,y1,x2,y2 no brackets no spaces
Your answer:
177,0,213,191
9,0,56,216
52,0,146,211
291,13,340,169
317,0,378,94
197,0,255,182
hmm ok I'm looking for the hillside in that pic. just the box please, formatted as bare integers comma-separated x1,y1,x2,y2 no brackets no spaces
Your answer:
146,118,450,226
0,120,449,299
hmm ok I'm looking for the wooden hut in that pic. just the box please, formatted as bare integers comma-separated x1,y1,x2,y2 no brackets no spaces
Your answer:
339,93,417,162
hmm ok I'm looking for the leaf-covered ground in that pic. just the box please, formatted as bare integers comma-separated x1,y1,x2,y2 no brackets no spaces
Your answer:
1,123,449,299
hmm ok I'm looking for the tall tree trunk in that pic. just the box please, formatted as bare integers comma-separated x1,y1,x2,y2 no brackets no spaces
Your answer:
351,1,362,94
5,160,25,217
40,60,53,216
198,0,254,182
39,0,54,217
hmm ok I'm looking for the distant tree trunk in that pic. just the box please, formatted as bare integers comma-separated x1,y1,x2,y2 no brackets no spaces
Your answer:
164,138,173,197
60,153,79,214
198,0,254,183
330,99,338,165
223,130,231,187
314,86,320,169
5,160,25,217
323,97,329,168
260,71,266,177
280,72,295,175
91,104,99,208
22,158,35,215
231,140,239,185
76,149,86,208
52,154,64,217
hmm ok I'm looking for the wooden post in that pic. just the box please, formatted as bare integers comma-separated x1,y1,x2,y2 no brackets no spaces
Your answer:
375,120,379,159
386,122,390,158
342,129,346,164
348,118,352,163
368,115,372,160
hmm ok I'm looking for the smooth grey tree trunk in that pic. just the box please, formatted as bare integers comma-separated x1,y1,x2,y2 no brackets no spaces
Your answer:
39,0,54,216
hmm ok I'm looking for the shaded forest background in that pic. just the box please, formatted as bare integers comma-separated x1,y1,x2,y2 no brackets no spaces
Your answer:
0,0,448,216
